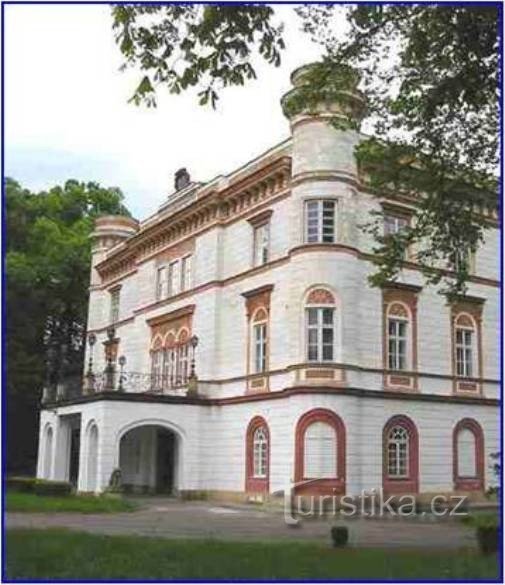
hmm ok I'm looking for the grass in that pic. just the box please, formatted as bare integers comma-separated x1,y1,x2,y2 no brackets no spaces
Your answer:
5,529,499,580
6,492,138,514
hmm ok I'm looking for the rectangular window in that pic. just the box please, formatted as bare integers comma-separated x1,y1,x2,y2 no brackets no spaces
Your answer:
306,307,335,362
456,328,473,377
181,255,193,291
384,214,409,259
168,260,180,296
388,318,408,370
304,422,337,479
156,266,168,300
109,289,120,324
253,323,267,373
450,248,472,274
305,200,336,243
253,223,270,266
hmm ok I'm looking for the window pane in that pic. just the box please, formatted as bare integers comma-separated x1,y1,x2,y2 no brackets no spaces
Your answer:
307,308,318,325
322,308,334,324
322,344,334,361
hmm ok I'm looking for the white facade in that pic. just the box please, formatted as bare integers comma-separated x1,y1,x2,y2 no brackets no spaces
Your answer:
37,64,500,499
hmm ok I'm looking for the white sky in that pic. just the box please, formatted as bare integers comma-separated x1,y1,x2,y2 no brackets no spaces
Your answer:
4,3,348,218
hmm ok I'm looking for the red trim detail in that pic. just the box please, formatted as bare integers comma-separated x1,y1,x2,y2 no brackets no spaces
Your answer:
382,415,419,494
453,418,484,491
294,408,346,495
245,416,270,493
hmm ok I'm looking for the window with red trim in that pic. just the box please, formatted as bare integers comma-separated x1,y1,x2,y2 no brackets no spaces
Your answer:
453,418,484,491
382,415,419,494
245,417,269,492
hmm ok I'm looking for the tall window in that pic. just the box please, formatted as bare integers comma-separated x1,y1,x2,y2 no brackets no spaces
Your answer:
181,255,192,291
384,213,409,259
455,322,474,378
150,349,163,390
306,307,335,362
177,342,189,384
304,421,337,479
156,266,168,300
110,288,120,324
253,427,268,478
453,418,484,490
388,318,408,370
253,222,270,266
163,345,176,388
387,426,409,478
246,417,270,492
450,248,474,274
305,200,336,243
253,322,267,373
168,260,180,296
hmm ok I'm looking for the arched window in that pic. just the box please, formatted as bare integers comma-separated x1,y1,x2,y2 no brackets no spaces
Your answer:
383,415,419,494
150,335,164,391
453,418,484,491
253,427,268,478
387,303,410,371
387,426,409,478
245,417,270,492
454,314,476,378
305,289,336,362
251,308,268,374
294,408,346,494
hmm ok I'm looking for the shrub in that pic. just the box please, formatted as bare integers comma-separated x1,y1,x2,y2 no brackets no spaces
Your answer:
34,480,73,497
476,525,499,555
6,477,37,493
330,526,349,547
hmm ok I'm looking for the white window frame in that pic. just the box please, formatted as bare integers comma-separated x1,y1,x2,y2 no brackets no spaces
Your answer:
305,306,336,363
181,255,193,291
387,425,409,478
156,266,168,300
304,199,336,244
109,289,120,324
455,324,475,378
168,260,180,296
252,321,268,373
252,427,268,478
253,222,270,266
150,349,163,391
387,315,409,371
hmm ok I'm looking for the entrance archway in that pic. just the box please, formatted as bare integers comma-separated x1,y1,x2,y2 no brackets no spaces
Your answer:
118,425,180,494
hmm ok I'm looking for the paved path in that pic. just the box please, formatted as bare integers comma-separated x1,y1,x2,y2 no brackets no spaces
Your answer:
6,498,476,549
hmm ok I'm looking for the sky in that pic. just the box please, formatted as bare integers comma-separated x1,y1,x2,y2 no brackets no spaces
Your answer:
4,4,345,219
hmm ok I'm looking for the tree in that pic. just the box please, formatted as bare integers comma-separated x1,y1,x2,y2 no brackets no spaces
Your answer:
6,178,130,474
112,4,499,295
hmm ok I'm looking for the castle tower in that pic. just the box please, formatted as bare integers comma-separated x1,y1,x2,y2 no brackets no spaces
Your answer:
281,62,367,247
87,215,139,334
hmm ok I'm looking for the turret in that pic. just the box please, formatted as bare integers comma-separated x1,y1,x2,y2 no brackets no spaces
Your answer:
281,62,367,248
89,215,139,288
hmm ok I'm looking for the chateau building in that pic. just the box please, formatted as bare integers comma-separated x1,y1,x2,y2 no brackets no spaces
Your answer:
37,64,500,500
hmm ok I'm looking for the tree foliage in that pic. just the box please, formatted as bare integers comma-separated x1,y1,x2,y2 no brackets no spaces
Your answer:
113,4,499,295
6,178,130,473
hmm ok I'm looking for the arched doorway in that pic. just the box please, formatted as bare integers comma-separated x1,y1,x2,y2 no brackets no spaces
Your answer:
86,423,99,492
43,425,53,479
118,425,179,494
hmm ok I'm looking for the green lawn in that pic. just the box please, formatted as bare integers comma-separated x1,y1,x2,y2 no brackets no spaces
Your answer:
6,492,137,514
6,529,499,580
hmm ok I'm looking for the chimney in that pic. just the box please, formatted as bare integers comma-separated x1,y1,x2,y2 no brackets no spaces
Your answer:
174,168,190,191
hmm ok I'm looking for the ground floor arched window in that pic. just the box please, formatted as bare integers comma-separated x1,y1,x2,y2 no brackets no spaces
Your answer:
245,416,270,493
294,408,345,495
453,418,484,491
383,415,419,494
